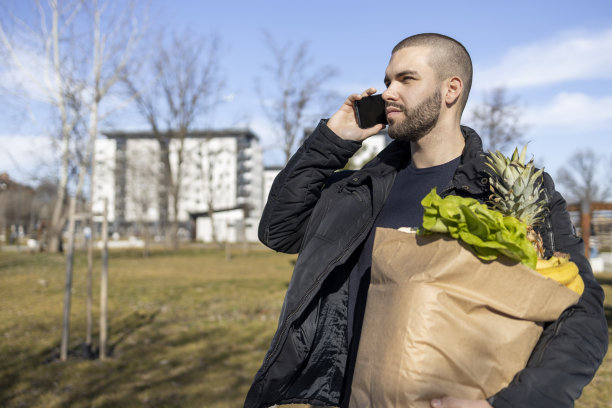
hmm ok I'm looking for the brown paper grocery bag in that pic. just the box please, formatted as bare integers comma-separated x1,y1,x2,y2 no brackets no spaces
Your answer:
350,228,579,408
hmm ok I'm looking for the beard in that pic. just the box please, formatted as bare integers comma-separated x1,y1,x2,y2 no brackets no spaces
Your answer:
387,90,442,142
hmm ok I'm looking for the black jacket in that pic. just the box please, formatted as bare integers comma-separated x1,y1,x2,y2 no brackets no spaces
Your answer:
244,121,608,408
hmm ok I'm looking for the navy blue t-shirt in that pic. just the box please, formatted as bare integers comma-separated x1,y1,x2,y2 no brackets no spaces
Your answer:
347,155,461,341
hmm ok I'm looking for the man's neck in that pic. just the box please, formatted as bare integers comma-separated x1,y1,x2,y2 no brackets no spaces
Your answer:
410,122,465,169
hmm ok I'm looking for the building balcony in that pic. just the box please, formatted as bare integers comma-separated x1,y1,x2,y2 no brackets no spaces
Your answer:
238,162,252,173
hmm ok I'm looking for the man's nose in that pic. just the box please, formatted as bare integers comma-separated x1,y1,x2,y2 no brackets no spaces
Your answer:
382,86,397,102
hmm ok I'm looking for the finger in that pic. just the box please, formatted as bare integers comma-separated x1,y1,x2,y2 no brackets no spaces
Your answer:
432,397,462,408
355,123,385,142
359,87,378,98
345,93,362,105
365,123,385,134
431,397,491,408
348,88,378,105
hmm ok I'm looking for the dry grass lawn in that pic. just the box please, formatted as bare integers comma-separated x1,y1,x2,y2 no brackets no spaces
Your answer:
0,247,610,407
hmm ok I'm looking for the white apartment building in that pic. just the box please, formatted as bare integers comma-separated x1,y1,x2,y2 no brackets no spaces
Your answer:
92,128,391,243
348,133,391,169
93,129,264,243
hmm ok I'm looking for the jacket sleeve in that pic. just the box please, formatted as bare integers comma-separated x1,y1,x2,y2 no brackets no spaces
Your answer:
258,120,362,254
490,173,609,407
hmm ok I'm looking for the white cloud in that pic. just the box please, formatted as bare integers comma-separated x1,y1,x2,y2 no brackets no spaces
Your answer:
475,28,612,90
523,92,612,130
0,41,125,112
0,46,57,103
0,134,57,181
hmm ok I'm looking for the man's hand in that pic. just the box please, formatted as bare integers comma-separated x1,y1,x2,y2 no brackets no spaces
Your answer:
327,87,385,142
430,397,493,408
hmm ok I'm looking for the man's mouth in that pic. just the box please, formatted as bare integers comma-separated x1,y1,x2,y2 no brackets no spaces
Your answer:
386,103,404,113
386,104,404,119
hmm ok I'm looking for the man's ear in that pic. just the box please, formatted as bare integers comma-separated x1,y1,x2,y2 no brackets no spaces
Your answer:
444,76,463,107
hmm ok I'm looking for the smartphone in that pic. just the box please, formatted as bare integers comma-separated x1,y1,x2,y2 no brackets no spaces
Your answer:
354,94,388,129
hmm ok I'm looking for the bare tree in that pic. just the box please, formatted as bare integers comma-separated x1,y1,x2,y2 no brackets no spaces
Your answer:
469,87,526,153
75,0,144,350
0,0,84,252
124,31,224,249
0,174,34,245
556,149,610,204
2,0,147,361
0,174,57,248
194,139,229,248
125,141,159,256
30,179,58,244
257,31,338,164
73,0,144,203
0,0,144,253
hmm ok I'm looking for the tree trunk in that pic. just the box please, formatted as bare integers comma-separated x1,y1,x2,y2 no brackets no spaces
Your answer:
143,221,150,257
158,140,172,246
47,2,72,254
100,198,109,360
60,196,77,361
241,214,249,257
225,220,231,261
171,200,179,251
85,80,101,349
85,219,94,347
207,200,223,249
170,137,185,251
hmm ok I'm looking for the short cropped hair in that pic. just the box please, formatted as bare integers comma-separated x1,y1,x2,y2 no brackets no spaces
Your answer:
392,33,473,114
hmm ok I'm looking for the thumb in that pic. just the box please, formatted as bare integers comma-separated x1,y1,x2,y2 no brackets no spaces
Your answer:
431,397,491,408
431,398,444,408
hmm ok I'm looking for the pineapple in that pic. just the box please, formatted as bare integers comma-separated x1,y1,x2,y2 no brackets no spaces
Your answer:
485,146,584,295
485,146,546,258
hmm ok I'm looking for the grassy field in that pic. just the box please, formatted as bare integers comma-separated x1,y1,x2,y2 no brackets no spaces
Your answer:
0,247,610,407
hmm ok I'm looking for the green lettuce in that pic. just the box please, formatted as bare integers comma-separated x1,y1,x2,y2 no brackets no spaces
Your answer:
418,188,537,269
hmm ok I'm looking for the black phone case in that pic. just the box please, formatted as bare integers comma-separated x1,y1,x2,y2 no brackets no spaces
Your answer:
354,94,388,129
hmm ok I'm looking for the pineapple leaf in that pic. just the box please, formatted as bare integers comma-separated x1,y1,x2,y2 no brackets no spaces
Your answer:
518,144,528,164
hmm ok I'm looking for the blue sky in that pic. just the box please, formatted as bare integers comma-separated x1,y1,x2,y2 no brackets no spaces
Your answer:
2,0,611,197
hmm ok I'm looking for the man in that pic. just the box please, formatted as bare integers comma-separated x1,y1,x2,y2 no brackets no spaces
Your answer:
244,34,608,408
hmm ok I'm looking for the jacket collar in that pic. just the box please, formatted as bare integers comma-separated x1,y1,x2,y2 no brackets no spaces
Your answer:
352,125,490,196
450,125,490,197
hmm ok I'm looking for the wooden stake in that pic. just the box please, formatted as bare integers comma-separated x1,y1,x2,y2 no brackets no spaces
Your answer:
86,217,93,347
100,198,109,359
581,200,591,259
242,218,249,257
225,220,231,260
60,196,77,361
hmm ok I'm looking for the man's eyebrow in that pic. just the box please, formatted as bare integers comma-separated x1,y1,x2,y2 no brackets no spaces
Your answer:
395,69,419,78
384,70,419,84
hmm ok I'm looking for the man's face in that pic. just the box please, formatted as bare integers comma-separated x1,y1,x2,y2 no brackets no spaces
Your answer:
382,46,442,142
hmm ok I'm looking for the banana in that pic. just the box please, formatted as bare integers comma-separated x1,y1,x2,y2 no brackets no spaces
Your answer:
537,261,579,285
535,254,583,295
552,256,564,266
536,258,556,269
566,275,585,295
536,255,569,270
552,251,571,263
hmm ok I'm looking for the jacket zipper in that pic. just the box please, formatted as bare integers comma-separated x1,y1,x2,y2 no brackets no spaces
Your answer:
542,187,556,253
532,176,568,366
262,216,375,369
535,308,575,366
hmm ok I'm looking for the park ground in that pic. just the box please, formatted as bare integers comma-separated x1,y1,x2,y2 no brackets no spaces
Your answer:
0,246,611,407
